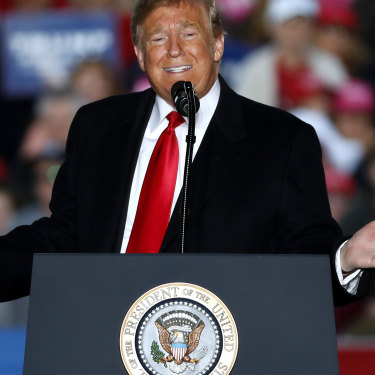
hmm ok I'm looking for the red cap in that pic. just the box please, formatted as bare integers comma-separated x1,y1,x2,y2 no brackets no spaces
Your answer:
325,166,356,195
216,0,255,23
333,79,375,113
291,72,327,105
318,2,358,30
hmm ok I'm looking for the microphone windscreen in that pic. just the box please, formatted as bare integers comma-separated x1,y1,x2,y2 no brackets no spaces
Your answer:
171,81,200,116
171,81,186,103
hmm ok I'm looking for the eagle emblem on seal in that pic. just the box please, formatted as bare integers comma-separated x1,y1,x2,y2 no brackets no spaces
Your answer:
151,310,208,374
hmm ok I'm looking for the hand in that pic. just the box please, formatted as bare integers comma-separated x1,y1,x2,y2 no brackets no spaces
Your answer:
341,221,375,273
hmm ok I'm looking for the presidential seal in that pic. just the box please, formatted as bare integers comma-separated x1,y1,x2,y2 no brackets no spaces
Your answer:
120,283,238,375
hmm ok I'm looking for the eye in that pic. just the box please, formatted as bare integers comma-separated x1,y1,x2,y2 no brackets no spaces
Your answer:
181,26,198,39
150,35,167,45
182,29,197,39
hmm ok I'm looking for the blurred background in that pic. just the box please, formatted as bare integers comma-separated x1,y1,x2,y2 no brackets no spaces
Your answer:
0,0,375,373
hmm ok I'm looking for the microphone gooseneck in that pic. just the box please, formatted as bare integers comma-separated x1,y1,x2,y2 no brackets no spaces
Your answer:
170,81,199,254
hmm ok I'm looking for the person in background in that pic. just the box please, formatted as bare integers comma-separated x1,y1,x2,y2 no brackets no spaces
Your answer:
325,166,356,223
19,90,86,162
234,0,348,109
290,72,364,174
332,79,375,158
215,0,257,86
314,0,366,77
341,153,375,237
9,149,64,230
332,80,375,330
70,60,124,103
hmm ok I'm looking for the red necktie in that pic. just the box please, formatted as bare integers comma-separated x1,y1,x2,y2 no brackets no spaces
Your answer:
126,111,185,253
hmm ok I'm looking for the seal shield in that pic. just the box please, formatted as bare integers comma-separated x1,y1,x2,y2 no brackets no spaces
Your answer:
120,283,238,375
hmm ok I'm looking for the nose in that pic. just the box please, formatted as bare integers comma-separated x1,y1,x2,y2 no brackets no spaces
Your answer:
168,34,184,58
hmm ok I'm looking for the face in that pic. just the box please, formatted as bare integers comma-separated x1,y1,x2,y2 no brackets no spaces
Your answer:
335,111,373,140
272,16,313,51
43,98,76,144
72,65,114,102
134,2,224,106
316,25,355,62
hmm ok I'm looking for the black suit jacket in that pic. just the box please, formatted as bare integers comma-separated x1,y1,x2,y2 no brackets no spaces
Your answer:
0,77,370,303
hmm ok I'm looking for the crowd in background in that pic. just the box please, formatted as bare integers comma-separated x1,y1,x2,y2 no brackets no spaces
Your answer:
1,0,375,337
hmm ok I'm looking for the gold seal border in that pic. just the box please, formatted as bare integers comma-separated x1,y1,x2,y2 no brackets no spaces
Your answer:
119,282,238,375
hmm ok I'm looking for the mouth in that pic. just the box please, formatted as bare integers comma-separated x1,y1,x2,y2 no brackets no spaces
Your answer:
163,65,192,73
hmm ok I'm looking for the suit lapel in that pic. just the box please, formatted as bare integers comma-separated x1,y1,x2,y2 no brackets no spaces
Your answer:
89,89,155,252
160,79,247,252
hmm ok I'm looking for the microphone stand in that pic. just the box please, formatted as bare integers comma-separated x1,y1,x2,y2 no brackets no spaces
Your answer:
180,82,197,254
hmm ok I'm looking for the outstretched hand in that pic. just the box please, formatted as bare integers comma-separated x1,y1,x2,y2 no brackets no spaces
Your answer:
341,221,375,273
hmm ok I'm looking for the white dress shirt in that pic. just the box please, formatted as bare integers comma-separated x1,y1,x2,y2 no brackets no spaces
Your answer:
336,241,363,294
119,79,361,295
120,79,221,253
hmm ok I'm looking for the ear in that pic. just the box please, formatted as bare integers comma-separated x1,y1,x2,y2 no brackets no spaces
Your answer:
213,34,224,63
134,45,146,72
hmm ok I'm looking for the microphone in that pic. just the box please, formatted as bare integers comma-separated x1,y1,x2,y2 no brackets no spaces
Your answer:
171,81,200,117
170,81,199,254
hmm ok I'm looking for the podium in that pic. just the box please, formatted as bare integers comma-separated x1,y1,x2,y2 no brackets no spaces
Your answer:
23,254,339,374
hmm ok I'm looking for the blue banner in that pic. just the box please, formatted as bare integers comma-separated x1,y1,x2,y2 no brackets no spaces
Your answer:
1,11,120,97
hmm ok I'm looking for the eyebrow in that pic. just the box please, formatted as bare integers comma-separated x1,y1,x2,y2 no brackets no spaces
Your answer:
179,21,198,29
148,21,199,37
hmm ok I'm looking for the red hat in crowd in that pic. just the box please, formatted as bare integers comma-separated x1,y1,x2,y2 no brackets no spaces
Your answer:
289,72,327,105
296,72,327,99
325,166,356,196
318,0,358,30
216,0,255,23
333,79,375,113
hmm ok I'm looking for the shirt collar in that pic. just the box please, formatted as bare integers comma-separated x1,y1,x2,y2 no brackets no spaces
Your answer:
151,78,221,132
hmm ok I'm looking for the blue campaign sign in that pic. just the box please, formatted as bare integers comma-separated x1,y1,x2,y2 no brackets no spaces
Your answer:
1,11,120,97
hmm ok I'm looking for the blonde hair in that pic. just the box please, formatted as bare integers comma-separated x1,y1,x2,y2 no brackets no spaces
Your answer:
131,0,223,46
